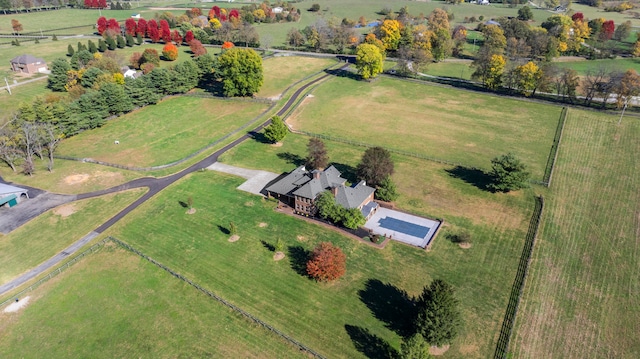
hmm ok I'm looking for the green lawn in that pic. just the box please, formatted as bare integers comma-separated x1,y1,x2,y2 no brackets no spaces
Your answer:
257,56,337,98
421,61,474,80
287,75,561,180
0,79,51,124
554,57,640,75
0,246,308,358
0,189,145,285
103,159,532,358
512,109,640,358
56,96,268,168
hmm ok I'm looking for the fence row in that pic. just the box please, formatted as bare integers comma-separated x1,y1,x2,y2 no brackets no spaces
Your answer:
494,196,545,359
542,107,568,186
108,236,326,359
0,237,108,308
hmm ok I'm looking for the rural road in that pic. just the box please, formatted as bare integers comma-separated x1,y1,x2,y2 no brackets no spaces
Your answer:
0,65,343,296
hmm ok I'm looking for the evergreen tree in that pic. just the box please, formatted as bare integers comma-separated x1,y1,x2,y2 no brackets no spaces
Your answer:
67,44,75,56
263,115,287,143
489,153,530,192
52,34,58,41
126,33,134,47
88,40,98,53
116,35,126,49
98,38,107,52
416,279,462,347
48,58,71,91
400,333,433,359
136,33,143,45
376,175,399,202
105,36,116,50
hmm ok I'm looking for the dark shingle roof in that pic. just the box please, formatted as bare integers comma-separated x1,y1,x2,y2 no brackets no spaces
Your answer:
10,54,45,65
265,165,308,195
334,180,375,209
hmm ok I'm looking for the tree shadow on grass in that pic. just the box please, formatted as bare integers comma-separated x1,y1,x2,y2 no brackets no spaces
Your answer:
288,245,310,277
217,225,230,235
248,130,270,144
345,324,399,359
330,162,358,184
199,77,224,97
277,152,305,167
325,68,361,81
178,200,189,208
261,240,275,252
359,279,417,338
446,165,494,192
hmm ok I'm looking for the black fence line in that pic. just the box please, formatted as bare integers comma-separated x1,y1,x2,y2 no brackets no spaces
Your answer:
108,236,326,359
494,196,545,359
542,107,568,187
0,237,108,308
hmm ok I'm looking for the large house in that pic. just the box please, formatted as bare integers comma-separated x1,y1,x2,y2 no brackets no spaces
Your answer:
10,54,48,74
266,165,378,219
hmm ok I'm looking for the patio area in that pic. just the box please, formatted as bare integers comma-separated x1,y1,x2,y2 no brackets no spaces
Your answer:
364,207,441,248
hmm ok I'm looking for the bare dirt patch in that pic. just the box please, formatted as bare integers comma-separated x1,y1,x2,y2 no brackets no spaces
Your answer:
273,252,285,261
53,204,76,217
3,296,30,313
186,208,196,214
459,242,472,249
270,142,283,147
296,235,307,242
429,344,450,356
258,222,268,228
228,235,240,242
64,174,90,185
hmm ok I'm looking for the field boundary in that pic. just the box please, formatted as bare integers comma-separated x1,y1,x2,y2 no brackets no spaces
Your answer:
0,237,108,308
108,236,327,359
542,107,568,187
494,196,545,359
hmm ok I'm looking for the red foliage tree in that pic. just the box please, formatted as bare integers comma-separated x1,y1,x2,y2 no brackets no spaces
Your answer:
602,20,615,40
147,19,160,42
125,18,137,36
184,30,194,43
136,18,147,37
571,12,584,22
129,52,142,69
306,242,347,282
160,19,171,43
189,7,202,17
189,39,206,56
162,43,179,61
229,9,240,19
221,41,234,49
96,16,107,35
98,0,106,8
210,5,221,19
107,18,120,33
171,30,183,45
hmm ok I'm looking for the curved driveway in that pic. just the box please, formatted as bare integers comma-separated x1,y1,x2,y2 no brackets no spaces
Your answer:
0,66,342,296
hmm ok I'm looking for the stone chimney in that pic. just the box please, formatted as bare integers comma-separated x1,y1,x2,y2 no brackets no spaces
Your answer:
331,186,338,196
313,170,321,179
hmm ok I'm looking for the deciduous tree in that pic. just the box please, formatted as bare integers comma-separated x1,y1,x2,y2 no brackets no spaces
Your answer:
514,61,542,96
355,43,384,80
162,43,179,61
306,242,346,282
377,19,402,51
287,27,305,47
11,18,22,34
356,146,394,187
215,47,263,97
306,137,328,170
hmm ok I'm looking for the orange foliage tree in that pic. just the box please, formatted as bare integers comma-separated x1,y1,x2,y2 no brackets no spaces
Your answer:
306,242,346,282
222,41,235,49
162,43,179,61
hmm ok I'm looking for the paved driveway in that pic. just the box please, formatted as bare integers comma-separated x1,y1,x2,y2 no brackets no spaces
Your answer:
364,207,441,248
207,163,280,196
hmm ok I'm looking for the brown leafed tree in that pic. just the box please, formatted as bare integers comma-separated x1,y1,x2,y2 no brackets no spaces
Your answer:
356,146,394,187
11,19,23,34
306,242,346,282
306,137,328,170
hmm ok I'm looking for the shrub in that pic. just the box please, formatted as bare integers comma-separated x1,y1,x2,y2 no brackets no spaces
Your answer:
162,43,179,61
263,115,287,143
306,242,346,281
489,153,530,192
310,3,320,12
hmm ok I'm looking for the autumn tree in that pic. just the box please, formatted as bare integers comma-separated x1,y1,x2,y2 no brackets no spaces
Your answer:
215,47,263,97
306,242,347,282
473,53,505,90
614,69,640,109
136,18,147,37
125,18,137,36
147,19,160,43
171,30,182,45
189,39,206,56
415,279,462,347
427,9,452,61
377,19,402,51
162,43,179,61
263,115,287,144
513,61,542,96
160,19,171,43
11,19,22,34
355,43,384,80
489,153,530,192
357,146,394,187
287,27,305,47
141,48,160,66
306,137,329,170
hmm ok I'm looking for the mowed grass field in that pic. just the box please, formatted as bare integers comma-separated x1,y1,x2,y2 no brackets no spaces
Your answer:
0,245,308,358
512,109,640,358
287,75,562,179
257,56,337,98
56,96,268,167
103,159,532,358
0,189,145,285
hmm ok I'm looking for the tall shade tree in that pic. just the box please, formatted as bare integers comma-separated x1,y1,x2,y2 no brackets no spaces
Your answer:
489,153,530,192
263,115,287,143
514,61,542,96
355,43,384,80
215,48,263,97
377,19,402,51
306,137,329,170
162,43,179,61
356,146,394,187
416,279,462,347
306,242,347,282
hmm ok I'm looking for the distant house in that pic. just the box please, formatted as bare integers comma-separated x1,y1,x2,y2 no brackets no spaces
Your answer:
266,165,377,219
131,13,141,19
272,6,283,14
0,183,29,208
10,54,48,74
121,66,142,79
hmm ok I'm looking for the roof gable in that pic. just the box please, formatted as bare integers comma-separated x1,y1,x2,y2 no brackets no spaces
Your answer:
0,183,28,196
10,54,45,65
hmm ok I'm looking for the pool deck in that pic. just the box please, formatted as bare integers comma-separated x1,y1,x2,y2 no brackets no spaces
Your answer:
364,207,441,248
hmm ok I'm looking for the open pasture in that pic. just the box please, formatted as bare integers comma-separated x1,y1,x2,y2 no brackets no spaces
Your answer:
0,189,144,285
0,245,307,358
257,55,336,99
56,96,268,168
287,75,562,179
105,164,532,358
512,109,640,358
